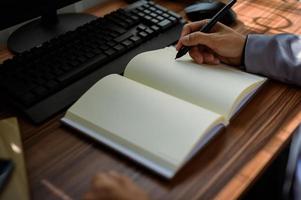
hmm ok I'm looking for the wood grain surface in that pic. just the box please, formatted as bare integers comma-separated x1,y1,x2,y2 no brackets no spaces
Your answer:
1,0,301,199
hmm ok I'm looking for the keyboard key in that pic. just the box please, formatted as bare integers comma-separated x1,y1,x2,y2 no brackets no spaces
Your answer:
145,16,152,21
144,10,151,14
58,53,108,83
107,41,117,47
142,4,150,9
155,9,163,15
163,13,169,18
151,18,159,24
158,19,172,29
157,16,164,21
105,49,117,57
53,69,64,76
169,16,177,23
43,72,56,81
138,31,149,38
99,44,110,50
33,86,48,97
77,56,87,63
137,24,147,31
114,44,126,53
130,36,142,44
167,11,181,19
69,60,80,68
97,54,108,63
20,92,36,106
136,7,144,12
151,25,160,31
150,13,158,18
92,48,102,55
145,28,154,35
61,64,72,72
114,32,134,43
122,40,134,48
137,12,145,17
114,27,127,35
148,2,154,5
130,14,139,22
45,80,59,90
149,7,156,12
85,52,95,58
154,5,168,12
109,31,119,37
5,80,28,96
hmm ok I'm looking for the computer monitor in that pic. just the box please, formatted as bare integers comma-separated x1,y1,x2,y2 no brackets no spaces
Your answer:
0,0,97,54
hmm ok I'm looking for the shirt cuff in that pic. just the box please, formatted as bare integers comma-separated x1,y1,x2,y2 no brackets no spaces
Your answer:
244,34,275,75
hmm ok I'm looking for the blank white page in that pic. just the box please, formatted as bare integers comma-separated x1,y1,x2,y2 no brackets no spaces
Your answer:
65,74,223,171
124,47,266,120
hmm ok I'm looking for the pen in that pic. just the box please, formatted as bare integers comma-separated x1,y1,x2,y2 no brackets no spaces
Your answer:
175,0,237,59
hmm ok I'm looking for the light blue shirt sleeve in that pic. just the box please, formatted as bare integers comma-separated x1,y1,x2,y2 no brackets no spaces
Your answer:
244,34,301,87
245,34,301,200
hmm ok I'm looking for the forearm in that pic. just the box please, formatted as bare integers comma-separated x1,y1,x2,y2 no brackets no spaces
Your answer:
244,34,301,86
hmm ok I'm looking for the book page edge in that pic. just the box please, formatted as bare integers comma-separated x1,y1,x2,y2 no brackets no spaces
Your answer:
61,117,176,179
230,80,267,119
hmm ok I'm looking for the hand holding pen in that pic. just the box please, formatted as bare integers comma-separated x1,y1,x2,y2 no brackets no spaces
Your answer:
175,0,238,61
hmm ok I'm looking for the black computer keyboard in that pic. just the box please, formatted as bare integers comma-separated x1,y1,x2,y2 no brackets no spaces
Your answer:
0,0,185,123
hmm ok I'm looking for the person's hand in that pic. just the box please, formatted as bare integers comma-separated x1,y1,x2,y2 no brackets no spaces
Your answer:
83,171,149,200
176,20,246,66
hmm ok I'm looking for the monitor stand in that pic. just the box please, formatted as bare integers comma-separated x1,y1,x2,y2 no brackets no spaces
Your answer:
7,10,97,54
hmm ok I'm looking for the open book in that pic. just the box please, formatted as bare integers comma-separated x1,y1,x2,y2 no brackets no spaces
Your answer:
62,47,266,178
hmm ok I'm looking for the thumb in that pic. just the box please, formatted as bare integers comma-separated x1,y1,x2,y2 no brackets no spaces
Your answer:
181,32,214,48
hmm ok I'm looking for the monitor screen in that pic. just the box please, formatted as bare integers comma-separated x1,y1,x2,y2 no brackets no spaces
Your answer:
0,0,81,31
0,0,96,53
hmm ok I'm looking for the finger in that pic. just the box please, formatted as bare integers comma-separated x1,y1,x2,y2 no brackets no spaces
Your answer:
212,21,231,32
203,52,215,63
175,41,182,51
91,173,105,185
181,32,215,49
107,171,120,178
213,57,221,65
176,20,209,50
189,47,204,64
92,173,107,183
217,55,229,64
180,20,209,37
107,171,129,185
203,53,221,65
203,48,221,65
204,21,227,33
180,21,226,38
91,173,115,191
177,22,228,52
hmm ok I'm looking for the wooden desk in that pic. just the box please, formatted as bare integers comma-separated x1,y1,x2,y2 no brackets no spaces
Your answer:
1,0,301,199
